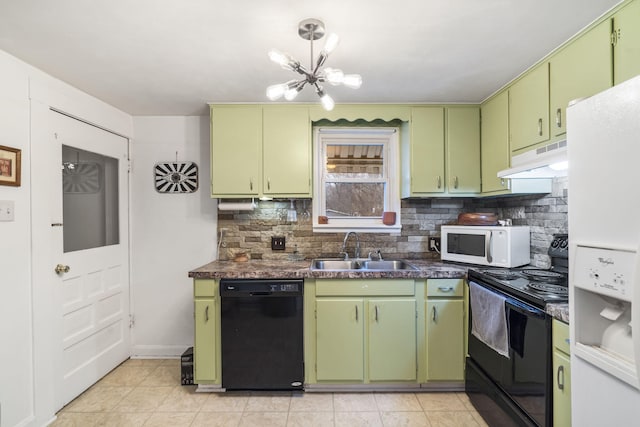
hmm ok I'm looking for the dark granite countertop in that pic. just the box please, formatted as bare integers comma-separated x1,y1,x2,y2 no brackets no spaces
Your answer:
188,259,468,280
546,303,569,324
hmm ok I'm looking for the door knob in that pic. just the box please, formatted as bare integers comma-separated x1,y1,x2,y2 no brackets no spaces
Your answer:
55,264,70,274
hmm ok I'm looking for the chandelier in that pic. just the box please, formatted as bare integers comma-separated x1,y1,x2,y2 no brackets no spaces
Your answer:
266,18,362,111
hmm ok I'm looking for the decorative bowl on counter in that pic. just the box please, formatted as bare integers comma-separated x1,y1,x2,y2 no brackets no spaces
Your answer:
457,212,498,226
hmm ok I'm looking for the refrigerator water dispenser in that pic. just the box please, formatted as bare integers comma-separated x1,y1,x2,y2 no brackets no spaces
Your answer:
572,244,639,389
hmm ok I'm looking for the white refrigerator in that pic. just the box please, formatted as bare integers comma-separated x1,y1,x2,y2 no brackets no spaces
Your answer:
568,75,640,425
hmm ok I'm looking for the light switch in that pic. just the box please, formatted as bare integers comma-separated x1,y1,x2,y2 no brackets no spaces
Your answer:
0,200,15,221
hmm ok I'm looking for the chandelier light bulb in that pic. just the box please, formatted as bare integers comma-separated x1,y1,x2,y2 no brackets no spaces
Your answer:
284,87,301,100
342,74,363,89
266,83,287,100
322,33,340,54
320,92,335,111
268,49,297,70
324,67,344,85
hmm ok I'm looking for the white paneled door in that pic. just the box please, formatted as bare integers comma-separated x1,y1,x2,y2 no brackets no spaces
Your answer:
50,111,130,409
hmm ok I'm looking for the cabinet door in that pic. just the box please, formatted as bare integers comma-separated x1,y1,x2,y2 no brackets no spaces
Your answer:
210,106,261,196
194,299,216,382
550,20,612,138
368,299,417,381
613,0,640,85
426,299,464,381
509,63,550,152
316,298,364,381
481,92,510,194
263,106,311,197
553,350,572,427
447,107,480,193
410,107,445,194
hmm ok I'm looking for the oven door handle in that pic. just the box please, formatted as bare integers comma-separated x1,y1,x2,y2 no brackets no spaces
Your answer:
505,297,545,319
485,231,493,264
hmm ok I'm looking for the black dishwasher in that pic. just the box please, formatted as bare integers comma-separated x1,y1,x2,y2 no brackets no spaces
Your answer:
220,278,304,390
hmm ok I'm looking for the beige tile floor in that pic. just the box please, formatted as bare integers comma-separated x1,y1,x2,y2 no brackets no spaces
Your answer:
51,358,490,427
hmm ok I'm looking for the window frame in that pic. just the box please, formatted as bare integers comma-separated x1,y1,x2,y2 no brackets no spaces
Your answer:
312,127,402,233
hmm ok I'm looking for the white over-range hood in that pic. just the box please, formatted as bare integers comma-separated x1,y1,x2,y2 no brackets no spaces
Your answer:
498,140,568,179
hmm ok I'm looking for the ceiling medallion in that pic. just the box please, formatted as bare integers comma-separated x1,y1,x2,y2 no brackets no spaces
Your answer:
266,18,362,111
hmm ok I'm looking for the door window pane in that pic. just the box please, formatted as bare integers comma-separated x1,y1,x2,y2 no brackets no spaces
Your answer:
62,145,119,252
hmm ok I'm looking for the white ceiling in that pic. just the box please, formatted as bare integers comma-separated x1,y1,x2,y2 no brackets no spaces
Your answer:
0,0,622,116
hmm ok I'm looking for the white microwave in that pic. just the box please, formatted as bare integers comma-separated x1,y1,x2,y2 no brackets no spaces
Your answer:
440,225,530,267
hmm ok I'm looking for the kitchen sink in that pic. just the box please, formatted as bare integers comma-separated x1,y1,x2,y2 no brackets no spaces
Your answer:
310,258,418,271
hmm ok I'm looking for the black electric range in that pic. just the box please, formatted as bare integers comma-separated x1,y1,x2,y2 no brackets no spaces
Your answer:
467,233,568,310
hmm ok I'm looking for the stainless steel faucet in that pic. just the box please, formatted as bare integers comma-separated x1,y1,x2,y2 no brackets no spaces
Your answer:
341,231,360,260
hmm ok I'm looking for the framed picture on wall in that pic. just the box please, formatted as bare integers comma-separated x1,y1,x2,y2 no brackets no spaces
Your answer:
0,145,21,187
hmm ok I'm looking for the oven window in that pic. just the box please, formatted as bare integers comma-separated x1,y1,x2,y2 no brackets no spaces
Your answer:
447,233,486,256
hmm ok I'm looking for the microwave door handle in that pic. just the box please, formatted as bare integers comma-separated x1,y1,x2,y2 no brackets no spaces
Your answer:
485,231,493,264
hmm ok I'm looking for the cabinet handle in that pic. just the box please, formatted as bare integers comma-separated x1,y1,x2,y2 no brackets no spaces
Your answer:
355,305,358,321
556,108,562,128
453,176,459,189
437,286,454,292
375,305,379,322
557,365,565,390
437,176,442,189
249,178,253,191
205,305,209,322
267,178,271,190
611,29,619,47
537,118,543,136
432,306,437,322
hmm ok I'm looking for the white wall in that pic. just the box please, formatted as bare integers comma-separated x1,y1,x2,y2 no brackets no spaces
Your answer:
0,49,34,427
130,116,217,357
0,48,133,427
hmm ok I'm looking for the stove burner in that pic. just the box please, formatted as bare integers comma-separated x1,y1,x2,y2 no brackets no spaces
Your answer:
521,269,565,282
482,269,521,280
527,283,569,295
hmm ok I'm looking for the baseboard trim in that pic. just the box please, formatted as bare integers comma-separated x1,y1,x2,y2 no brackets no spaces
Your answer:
130,345,188,358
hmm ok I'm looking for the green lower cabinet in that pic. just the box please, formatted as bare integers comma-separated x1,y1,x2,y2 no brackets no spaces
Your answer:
194,298,217,383
315,297,417,383
368,299,417,381
553,351,572,427
426,299,465,381
316,298,365,381
553,319,571,426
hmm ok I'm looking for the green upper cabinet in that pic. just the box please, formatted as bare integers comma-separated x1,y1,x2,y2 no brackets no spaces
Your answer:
210,106,262,197
550,19,613,138
262,106,311,197
613,0,640,85
447,107,481,194
480,91,510,194
404,106,479,197
210,105,311,198
509,63,550,153
368,299,417,381
408,107,445,194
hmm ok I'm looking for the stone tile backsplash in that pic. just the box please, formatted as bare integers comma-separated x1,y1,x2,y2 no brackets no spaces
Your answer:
217,177,568,268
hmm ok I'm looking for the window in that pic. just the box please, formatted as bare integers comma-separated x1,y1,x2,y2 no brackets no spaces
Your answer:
313,127,401,233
